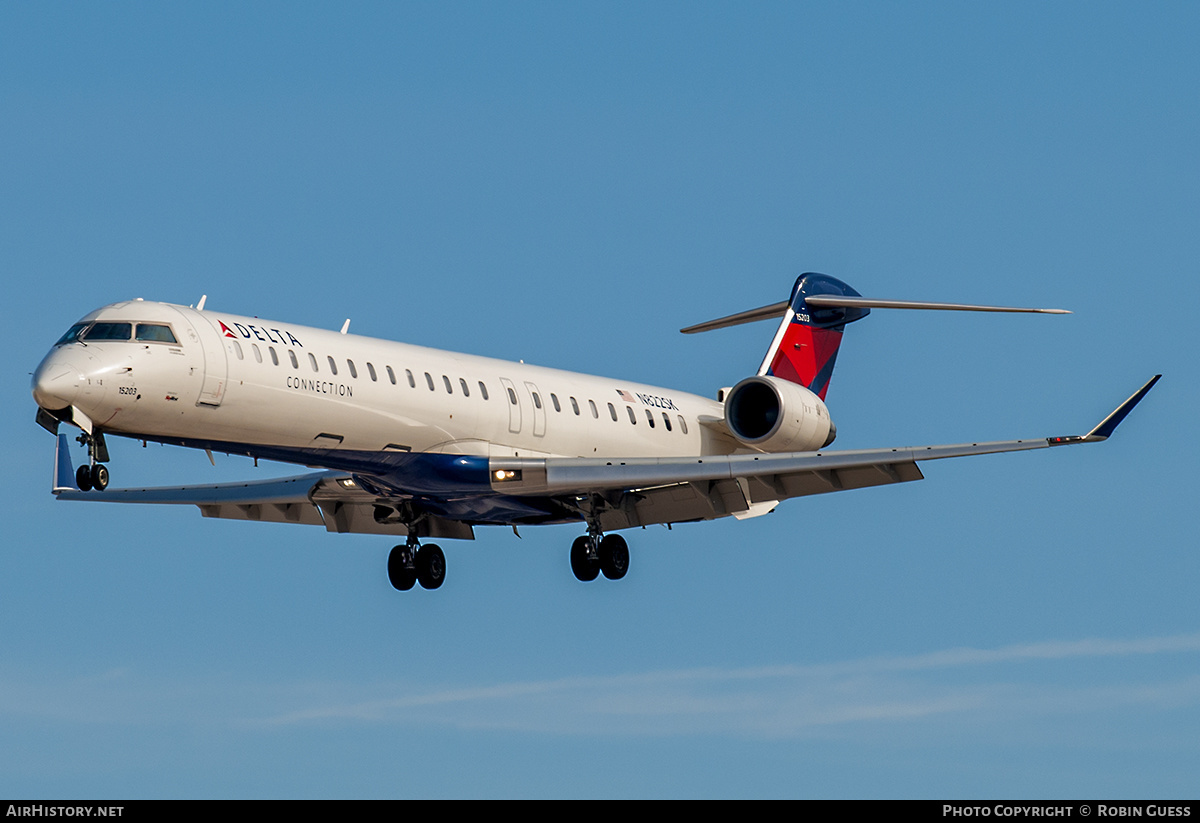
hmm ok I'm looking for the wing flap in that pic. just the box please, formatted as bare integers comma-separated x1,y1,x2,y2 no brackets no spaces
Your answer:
586,458,927,530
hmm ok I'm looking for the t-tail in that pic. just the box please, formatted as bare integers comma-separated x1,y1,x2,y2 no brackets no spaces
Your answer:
758,273,868,399
681,272,1070,400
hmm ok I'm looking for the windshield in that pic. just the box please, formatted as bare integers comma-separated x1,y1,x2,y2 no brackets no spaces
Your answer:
135,323,178,343
83,322,133,341
55,323,90,346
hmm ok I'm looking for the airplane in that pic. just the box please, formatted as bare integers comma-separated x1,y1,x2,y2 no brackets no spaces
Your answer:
30,272,1159,592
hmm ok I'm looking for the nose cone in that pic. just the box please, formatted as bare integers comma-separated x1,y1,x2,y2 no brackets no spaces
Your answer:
32,351,82,410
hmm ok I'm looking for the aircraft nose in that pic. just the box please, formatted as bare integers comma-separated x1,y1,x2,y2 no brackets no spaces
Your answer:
31,352,82,410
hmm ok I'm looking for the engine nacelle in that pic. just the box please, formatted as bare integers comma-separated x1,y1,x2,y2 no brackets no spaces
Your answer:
723,375,836,452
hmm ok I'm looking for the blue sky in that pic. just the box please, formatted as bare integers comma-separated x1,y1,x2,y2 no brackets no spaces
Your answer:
2,2,1196,798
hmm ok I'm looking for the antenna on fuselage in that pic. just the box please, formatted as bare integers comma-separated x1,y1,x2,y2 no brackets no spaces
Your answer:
340,319,351,334
196,295,207,311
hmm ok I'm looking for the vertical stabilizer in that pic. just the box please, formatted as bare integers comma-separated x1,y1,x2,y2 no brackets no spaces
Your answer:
758,273,870,400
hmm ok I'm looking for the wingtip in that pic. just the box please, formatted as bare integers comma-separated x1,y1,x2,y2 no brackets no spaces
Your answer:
1081,374,1161,442
53,432,79,493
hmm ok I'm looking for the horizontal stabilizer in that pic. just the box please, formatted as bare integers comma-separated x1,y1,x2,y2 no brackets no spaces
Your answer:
680,300,790,334
682,293,1069,334
804,295,1070,314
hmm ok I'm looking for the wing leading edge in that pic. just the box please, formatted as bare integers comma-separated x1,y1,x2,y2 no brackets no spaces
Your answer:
50,376,1159,536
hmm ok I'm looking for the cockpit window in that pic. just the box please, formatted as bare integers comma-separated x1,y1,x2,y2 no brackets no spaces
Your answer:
83,322,133,341
55,323,90,346
135,323,178,344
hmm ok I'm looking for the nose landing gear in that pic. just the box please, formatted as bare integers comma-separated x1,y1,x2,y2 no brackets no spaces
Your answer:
73,432,110,492
74,463,108,492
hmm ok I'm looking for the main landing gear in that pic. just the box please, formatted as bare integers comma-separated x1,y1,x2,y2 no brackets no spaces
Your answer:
387,536,446,591
570,531,629,582
73,431,110,492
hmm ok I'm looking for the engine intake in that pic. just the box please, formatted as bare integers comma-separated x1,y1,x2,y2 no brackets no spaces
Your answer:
724,375,835,452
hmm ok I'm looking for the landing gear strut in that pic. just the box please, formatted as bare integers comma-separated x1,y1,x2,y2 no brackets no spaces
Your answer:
387,534,446,592
74,432,109,492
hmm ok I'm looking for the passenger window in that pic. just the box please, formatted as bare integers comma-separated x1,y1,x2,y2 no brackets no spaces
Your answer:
135,323,178,344
252,344,262,363
288,350,299,369
425,372,435,391
589,400,599,419
406,369,416,388
662,412,672,431
551,393,561,412
478,381,489,400
386,366,396,385
678,415,688,434
570,396,580,415
348,360,358,379
532,392,542,409
627,406,637,424
269,347,279,365
443,375,453,394
459,378,470,397
645,409,655,427
84,322,132,341
367,363,377,382
608,403,617,421
308,353,318,372
327,356,338,375
232,341,244,360
507,387,518,405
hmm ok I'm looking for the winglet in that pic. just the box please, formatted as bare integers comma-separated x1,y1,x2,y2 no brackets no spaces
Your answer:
1084,374,1162,440
54,432,78,493
1048,375,1161,446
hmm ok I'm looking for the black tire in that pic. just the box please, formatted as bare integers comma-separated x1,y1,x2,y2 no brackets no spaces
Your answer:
91,464,109,492
417,543,446,590
75,464,93,492
570,535,599,582
599,534,629,580
387,545,416,591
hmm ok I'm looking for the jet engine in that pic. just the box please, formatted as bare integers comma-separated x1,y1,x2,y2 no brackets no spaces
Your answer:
723,375,836,452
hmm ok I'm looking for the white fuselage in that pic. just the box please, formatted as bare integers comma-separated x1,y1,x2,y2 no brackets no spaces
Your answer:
33,300,748,464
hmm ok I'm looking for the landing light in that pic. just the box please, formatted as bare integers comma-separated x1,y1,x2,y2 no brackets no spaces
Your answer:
493,470,521,481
